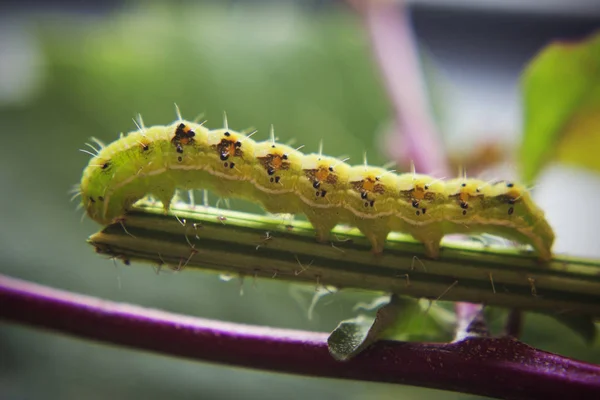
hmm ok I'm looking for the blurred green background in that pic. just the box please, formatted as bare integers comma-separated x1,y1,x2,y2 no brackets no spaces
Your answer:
0,1,599,399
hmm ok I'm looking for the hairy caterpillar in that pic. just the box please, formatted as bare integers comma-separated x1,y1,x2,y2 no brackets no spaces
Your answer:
78,113,555,261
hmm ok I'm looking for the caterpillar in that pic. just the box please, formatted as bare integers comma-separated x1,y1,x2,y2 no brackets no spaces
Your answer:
78,113,555,261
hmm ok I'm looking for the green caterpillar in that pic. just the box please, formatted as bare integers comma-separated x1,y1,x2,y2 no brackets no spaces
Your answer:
79,115,555,261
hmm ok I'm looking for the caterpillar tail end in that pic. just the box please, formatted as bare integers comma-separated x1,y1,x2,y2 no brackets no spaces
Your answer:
533,217,555,263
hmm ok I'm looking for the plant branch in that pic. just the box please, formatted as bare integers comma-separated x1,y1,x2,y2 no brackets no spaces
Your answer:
87,203,600,318
1,273,599,399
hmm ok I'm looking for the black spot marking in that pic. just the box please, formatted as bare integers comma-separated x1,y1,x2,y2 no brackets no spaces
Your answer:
223,162,228,168
267,167,276,176
315,191,320,197
102,162,110,170
313,181,321,189
460,201,469,210
361,192,368,200
422,208,426,214
369,200,375,207
216,138,243,162
508,198,516,205
177,156,182,162
176,144,184,154
141,143,149,151
224,131,231,137
98,196,104,201
416,210,421,216
508,207,514,215
321,190,327,198
275,176,281,183
282,154,288,160
411,200,419,208
424,184,429,190
172,124,196,146
507,182,514,188
462,210,467,216
364,202,369,207
461,183,467,187
328,166,334,172
229,162,235,169
235,141,242,148
89,197,96,203
123,259,131,266
270,177,274,183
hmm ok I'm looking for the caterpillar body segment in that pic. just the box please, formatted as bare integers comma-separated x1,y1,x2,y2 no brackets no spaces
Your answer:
79,119,555,260
252,140,304,213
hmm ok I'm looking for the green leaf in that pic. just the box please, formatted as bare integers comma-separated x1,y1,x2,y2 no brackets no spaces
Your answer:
328,294,405,361
521,31,600,184
327,295,454,361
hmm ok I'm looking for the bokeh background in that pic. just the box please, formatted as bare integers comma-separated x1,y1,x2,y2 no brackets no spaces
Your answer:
1,1,600,399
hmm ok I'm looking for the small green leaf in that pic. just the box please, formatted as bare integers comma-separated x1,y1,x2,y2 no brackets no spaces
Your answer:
327,315,377,361
327,295,454,361
328,295,406,361
521,31,600,184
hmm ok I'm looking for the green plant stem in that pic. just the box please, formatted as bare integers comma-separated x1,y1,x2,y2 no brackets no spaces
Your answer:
88,202,600,318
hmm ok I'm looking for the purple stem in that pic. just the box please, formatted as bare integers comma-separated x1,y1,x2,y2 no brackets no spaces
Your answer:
454,301,488,340
357,1,447,175
355,0,485,336
1,274,599,399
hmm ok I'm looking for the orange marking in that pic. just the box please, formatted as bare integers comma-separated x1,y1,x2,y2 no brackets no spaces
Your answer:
315,167,329,182
459,191,470,203
413,184,426,200
227,142,236,157
271,155,283,169
507,188,520,199
362,177,376,192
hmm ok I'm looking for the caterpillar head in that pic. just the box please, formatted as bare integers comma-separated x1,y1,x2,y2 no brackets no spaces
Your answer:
80,125,196,224
80,156,115,224
80,124,182,224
